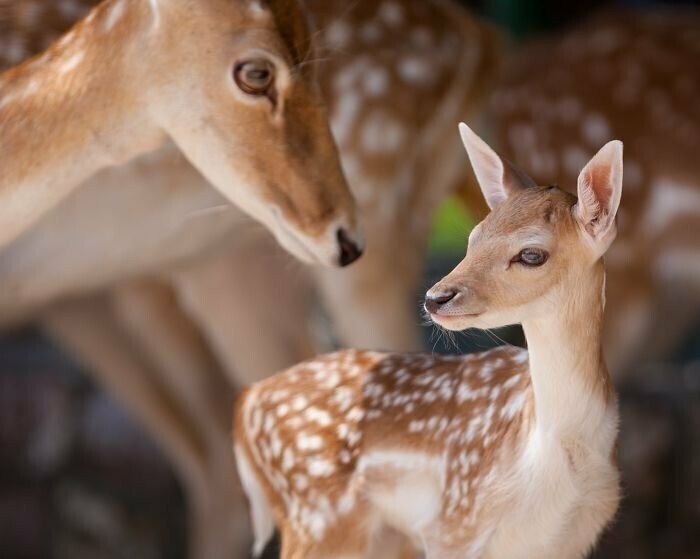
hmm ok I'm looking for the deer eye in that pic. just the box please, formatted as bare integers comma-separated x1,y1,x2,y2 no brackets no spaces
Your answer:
514,248,548,267
234,59,275,96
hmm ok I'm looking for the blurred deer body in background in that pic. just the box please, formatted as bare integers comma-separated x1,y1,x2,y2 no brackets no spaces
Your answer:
0,0,362,264
491,10,700,374
0,0,497,344
235,126,622,559
0,0,497,556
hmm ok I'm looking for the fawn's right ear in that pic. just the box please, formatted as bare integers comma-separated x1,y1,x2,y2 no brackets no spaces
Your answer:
459,122,535,209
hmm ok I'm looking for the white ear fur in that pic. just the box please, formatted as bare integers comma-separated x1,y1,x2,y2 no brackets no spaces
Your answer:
575,140,623,250
458,122,535,210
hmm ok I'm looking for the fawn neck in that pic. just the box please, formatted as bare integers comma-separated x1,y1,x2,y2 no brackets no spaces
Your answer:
521,261,614,439
0,0,164,247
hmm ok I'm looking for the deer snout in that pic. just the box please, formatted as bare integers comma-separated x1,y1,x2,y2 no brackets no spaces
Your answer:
336,228,363,267
424,289,459,314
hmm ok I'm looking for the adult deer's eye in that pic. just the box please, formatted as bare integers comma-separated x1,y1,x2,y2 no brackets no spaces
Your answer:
234,59,274,96
514,248,549,267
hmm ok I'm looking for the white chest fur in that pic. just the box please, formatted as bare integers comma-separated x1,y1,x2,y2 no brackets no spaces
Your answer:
485,426,619,559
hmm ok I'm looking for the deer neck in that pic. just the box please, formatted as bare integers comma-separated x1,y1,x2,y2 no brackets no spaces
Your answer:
521,262,616,440
0,0,165,247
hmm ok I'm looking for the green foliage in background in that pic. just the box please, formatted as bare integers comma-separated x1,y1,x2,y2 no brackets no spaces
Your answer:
483,0,545,39
428,197,474,256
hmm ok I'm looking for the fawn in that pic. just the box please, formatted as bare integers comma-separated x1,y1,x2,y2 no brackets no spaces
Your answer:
234,123,622,558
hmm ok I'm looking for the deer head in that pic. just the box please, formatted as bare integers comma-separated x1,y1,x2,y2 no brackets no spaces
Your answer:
144,0,361,266
426,123,623,330
0,0,362,266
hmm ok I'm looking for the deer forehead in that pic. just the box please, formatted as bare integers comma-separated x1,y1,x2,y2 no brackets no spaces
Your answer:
471,187,577,248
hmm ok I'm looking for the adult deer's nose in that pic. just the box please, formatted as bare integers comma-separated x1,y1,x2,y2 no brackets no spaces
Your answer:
337,228,363,267
424,290,458,314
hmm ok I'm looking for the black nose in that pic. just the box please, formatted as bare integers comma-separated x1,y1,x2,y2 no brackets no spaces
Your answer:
337,228,363,267
424,290,458,314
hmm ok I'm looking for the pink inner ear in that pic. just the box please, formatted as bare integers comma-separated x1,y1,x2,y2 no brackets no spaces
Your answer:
585,165,613,214
579,163,614,231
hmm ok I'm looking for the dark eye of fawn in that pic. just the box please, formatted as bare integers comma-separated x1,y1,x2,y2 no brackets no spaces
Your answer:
514,248,548,267
234,59,274,96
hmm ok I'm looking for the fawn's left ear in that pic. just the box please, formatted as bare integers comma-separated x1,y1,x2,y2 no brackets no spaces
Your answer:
574,140,623,254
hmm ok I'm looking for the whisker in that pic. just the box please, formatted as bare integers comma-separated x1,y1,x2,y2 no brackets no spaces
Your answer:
295,56,337,71
297,0,362,66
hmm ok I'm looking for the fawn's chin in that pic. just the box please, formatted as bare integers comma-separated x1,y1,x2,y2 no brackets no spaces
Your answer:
430,312,483,331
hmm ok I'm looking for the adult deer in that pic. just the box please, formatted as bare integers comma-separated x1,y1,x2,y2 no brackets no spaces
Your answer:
0,0,496,556
490,9,700,374
0,0,365,557
235,124,622,559
0,0,362,264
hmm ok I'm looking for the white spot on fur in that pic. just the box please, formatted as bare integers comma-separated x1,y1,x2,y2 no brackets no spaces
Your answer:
408,420,425,432
398,56,435,85
56,30,76,50
654,248,700,281
308,458,335,477
501,392,526,420
307,512,327,539
56,51,84,75
0,75,41,110
563,145,589,176
363,67,389,96
337,492,356,514
276,403,290,417
293,473,309,490
379,2,404,26
325,21,352,49
337,423,351,439
582,113,611,145
331,91,361,146
282,447,295,472
297,433,324,451
347,407,364,422
361,111,406,154
305,407,332,426
103,1,126,32
291,395,308,411
248,0,267,18
148,0,161,29
643,179,700,235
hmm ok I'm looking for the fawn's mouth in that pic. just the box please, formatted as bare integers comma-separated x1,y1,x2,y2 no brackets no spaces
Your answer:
429,312,483,326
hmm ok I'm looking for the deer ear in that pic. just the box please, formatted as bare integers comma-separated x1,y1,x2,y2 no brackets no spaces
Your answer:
458,122,535,210
574,140,623,250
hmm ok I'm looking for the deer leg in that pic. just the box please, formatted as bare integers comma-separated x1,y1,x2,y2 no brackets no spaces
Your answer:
278,519,375,559
172,233,317,386
110,279,253,556
110,279,231,441
41,295,241,559
367,527,422,559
